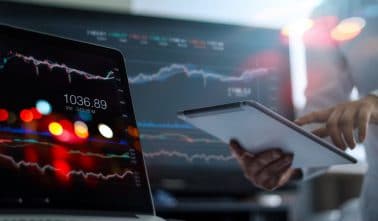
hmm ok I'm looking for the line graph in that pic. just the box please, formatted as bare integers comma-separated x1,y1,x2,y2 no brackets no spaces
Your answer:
140,133,221,144
143,150,234,163
1,52,115,83
0,153,134,180
128,63,273,87
0,138,130,159
69,150,130,159
137,121,193,130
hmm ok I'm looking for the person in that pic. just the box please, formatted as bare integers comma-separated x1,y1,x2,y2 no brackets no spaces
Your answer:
229,6,378,221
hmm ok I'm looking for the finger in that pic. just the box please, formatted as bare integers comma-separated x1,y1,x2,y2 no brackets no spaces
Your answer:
339,108,357,149
254,149,284,165
327,108,347,150
229,139,247,158
229,140,255,169
295,108,334,126
311,127,328,137
256,154,293,183
244,149,283,179
278,168,297,187
256,155,293,190
357,106,372,143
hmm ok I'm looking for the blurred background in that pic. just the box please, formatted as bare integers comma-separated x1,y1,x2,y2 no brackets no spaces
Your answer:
0,0,374,220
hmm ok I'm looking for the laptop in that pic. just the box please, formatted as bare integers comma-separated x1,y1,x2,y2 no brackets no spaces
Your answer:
0,24,164,221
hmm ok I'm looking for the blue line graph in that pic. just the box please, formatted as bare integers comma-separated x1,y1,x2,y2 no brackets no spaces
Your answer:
137,121,193,130
0,126,127,145
128,63,273,86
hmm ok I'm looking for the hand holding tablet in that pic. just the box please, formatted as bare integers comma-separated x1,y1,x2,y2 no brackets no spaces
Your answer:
178,101,356,168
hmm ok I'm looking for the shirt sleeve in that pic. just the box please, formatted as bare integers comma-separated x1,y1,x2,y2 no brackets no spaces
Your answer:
298,45,355,180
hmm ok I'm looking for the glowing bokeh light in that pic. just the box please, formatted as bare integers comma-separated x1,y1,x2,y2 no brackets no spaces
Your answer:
78,111,92,122
24,147,38,163
53,160,71,181
31,107,42,120
331,17,366,42
74,121,89,139
52,146,69,160
48,122,64,136
281,19,314,36
98,124,113,139
127,126,139,138
36,100,52,115
0,109,9,122
20,109,34,123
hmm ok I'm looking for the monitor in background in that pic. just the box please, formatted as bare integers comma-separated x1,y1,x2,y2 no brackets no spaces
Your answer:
0,2,294,194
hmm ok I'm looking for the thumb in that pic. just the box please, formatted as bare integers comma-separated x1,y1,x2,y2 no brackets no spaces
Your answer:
229,139,246,157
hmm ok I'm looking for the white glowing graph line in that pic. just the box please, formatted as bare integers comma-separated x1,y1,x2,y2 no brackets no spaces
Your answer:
128,63,272,86
143,150,234,163
0,153,134,180
140,133,222,144
0,139,130,159
8,52,115,83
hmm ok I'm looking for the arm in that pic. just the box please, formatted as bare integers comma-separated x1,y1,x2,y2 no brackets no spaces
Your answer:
228,46,356,190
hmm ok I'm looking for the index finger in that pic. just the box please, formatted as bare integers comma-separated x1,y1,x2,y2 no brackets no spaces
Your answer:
295,108,334,126
229,139,248,158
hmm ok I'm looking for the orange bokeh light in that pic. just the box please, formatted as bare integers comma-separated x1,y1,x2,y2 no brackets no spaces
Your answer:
331,17,365,42
74,121,89,139
127,126,139,138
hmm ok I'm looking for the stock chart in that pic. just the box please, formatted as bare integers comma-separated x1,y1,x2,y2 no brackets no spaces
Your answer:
0,26,153,212
0,3,293,192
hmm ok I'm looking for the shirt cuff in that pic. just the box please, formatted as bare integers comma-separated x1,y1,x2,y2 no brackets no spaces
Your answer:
370,89,378,97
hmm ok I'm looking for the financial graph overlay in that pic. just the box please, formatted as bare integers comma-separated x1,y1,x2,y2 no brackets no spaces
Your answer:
83,25,292,169
128,63,273,87
0,27,153,211
0,5,292,195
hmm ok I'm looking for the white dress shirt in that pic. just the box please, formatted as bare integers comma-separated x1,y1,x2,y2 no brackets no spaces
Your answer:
301,21,378,221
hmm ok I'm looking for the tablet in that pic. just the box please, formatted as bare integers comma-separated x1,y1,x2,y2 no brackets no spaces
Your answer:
177,101,357,168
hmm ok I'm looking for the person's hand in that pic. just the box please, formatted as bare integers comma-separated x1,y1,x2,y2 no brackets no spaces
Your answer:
295,95,378,150
229,139,301,191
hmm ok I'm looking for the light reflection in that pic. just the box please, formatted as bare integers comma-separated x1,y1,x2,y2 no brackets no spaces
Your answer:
281,18,314,36
74,121,89,139
98,124,113,139
36,100,52,115
0,109,8,122
20,109,33,123
331,17,366,42
48,122,63,136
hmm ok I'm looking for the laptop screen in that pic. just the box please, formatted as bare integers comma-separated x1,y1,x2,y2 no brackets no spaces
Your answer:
0,25,153,214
